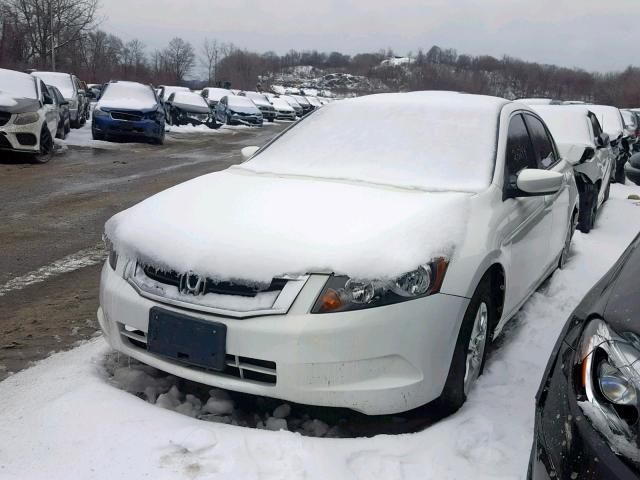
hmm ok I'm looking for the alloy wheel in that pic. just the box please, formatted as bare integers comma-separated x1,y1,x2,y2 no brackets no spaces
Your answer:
463,301,488,396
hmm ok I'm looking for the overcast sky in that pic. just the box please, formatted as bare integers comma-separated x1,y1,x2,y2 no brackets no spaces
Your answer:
103,0,639,74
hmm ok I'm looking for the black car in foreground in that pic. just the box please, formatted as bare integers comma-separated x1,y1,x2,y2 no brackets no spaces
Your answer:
529,234,640,479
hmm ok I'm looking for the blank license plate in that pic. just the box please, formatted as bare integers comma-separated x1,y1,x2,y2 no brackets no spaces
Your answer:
147,307,226,371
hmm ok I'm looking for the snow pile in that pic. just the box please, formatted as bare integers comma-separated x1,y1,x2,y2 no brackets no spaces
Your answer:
2,184,640,479
165,124,220,134
0,68,37,99
98,81,158,110
242,92,504,193
105,168,471,283
0,92,17,107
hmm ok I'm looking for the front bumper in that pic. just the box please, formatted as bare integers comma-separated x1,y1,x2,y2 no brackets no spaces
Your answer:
98,262,469,415
0,116,42,153
529,328,639,479
93,116,163,139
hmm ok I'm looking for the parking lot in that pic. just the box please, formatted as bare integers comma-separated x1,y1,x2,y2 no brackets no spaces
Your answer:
0,121,289,380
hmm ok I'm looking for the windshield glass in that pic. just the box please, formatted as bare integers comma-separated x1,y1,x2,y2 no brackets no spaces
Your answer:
0,69,37,99
32,72,74,98
99,81,157,110
242,92,502,192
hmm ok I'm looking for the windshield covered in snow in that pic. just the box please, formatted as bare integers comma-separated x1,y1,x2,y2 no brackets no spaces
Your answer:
98,81,158,110
243,92,269,105
533,106,594,146
0,69,37,99
242,92,503,192
228,96,258,109
32,72,74,98
271,97,293,109
172,92,208,108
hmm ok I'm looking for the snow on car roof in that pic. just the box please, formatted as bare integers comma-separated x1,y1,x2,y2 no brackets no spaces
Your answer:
171,91,208,108
532,105,594,147
98,81,158,110
241,92,507,192
0,68,37,105
585,105,625,138
203,87,231,101
32,71,74,98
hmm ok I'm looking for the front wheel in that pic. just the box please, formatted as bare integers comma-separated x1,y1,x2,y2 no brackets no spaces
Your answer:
578,182,597,233
433,280,494,416
614,158,627,184
33,126,54,164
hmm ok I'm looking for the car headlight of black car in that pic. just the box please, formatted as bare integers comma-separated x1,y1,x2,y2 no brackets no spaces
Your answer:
311,258,448,313
576,318,640,461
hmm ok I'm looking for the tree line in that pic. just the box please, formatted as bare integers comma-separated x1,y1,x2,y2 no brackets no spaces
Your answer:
1,0,640,106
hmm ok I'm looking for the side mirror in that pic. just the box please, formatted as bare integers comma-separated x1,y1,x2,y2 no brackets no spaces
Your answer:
241,146,259,161
516,169,564,195
596,133,610,148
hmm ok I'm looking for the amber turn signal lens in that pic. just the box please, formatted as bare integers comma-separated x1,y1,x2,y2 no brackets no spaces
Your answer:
318,289,342,313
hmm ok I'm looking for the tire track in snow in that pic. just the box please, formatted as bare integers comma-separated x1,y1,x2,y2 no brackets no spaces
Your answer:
0,244,107,297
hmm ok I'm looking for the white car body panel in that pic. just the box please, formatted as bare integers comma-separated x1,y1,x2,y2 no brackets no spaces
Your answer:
98,96,578,414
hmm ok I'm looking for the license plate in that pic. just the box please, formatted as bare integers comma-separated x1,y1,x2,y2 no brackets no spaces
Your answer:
147,307,226,371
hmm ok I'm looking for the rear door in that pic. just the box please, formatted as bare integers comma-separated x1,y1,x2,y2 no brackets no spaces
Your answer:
502,113,553,314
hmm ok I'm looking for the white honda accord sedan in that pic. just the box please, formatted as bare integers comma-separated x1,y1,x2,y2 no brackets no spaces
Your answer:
99,92,578,415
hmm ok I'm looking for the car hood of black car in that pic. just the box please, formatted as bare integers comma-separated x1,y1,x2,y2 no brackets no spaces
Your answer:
602,234,640,336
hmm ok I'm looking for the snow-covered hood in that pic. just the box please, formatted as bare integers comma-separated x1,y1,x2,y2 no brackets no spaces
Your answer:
106,169,471,283
0,96,40,114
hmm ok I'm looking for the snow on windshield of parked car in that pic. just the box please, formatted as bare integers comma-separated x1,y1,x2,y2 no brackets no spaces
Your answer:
271,97,293,110
587,105,625,139
228,95,258,111
532,106,594,147
172,92,208,108
98,82,158,110
31,72,74,98
105,168,470,283
0,68,37,106
241,92,504,192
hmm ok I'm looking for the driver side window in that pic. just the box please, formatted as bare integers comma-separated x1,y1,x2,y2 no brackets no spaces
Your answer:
504,114,536,191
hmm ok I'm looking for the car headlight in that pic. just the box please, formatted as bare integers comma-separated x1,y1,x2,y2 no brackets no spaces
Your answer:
13,112,39,125
577,319,639,459
93,107,108,117
311,258,448,314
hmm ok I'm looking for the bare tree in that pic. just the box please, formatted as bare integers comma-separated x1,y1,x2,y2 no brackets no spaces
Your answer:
201,37,221,84
163,37,195,84
6,0,99,69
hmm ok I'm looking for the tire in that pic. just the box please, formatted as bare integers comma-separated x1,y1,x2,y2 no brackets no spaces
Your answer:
92,127,105,141
152,130,165,145
559,210,577,269
432,279,495,416
614,157,627,184
603,179,611,203
226,114,233,125
578,182,597,233
64,119,70,135
33,126,54,164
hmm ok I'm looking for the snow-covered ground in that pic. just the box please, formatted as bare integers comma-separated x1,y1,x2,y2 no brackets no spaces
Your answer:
1,184,639,479
55,118,288,150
